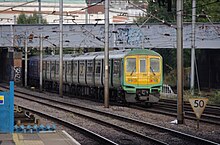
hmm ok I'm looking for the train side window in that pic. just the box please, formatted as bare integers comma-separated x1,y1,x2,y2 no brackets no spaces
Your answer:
126,58,136,72
56,62,59,74
73,61,77,75
67,61,72,75
150,58,160,72
51,62,55,72
140,59,146,72
95,61,101,75
43,61,46,70
113,59,120,75
87,60,93,76
79,61,85,75
47,62,50,72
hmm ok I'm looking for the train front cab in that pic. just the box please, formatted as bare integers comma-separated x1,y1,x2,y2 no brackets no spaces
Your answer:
122,53,163,103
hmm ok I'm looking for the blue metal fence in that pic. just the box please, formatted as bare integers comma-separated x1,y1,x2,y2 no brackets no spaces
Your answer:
0,81,14,133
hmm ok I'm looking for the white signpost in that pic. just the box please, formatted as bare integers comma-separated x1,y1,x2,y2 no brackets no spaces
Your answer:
189,98,208,129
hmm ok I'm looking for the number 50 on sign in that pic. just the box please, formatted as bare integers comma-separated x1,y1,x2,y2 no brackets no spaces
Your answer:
189,98,208,119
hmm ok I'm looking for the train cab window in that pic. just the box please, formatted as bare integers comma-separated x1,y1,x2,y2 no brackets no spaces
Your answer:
79,61,85,75
126,58,136,72
150,58,160,72
140,59,146,72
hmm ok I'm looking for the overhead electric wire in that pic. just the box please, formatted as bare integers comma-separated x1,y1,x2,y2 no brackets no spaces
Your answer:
81,0,104,10
0,0,37,13
71,19,105,44
128,0,175,28
187,0,219,13
1,0,219,49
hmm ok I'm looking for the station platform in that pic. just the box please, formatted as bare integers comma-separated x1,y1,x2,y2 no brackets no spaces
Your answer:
0,131,80,145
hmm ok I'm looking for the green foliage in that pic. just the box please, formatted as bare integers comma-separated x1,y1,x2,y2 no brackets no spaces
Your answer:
208,91,220,105
17,12,47,24
153,48,192,74
183,0,220,22
135,0,220,24
135,0,219,87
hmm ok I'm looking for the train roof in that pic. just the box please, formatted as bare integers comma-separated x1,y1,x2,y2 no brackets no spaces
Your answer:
96,49,130,59
29,55,49,61
43,55,58,61
63,54,77,61
127,49,161,56
32,49,161,61
42,54,76,61
74,51,102,60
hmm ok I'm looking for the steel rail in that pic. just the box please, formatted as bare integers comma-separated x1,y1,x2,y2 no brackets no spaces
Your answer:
16,104,118,145
13,90,219,145
15,93,167,145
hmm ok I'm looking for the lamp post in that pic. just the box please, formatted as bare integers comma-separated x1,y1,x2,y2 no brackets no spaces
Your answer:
190,0,196,95
104,0,109,108
176,0,184,124
59,0,63,97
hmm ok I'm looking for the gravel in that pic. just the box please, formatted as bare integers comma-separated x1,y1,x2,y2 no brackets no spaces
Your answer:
14,86,220,144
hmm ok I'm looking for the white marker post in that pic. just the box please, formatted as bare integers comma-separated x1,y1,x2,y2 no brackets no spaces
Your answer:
189,98,208,129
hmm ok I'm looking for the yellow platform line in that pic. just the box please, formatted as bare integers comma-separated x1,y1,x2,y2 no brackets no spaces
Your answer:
13,133,22,145
13,133,44,145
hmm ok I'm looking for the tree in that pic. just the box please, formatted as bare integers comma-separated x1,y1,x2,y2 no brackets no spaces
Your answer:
135,0,220,24
17,12,47,24
135,0,220,88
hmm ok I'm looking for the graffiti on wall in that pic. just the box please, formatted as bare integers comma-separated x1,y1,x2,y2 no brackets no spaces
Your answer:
14,67,22,83
1,24,220,48
115,27,143,47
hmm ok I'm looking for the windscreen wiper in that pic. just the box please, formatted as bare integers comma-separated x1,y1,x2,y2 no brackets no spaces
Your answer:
130,67,136,76
150,66,156,76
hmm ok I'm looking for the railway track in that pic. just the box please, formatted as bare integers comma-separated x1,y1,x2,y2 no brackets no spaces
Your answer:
159,99,220,116
1,84,220,125
154,99,220,124
1,85,219,144
17,104,118,145
14,91,166,144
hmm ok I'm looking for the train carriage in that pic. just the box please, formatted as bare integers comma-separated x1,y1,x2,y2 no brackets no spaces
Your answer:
28,48,163,104
28,56,40,86
122,49,163,103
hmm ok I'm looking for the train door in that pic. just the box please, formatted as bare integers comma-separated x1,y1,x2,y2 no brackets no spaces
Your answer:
124,56,138,85
94,60,102,86
112,59,121,87
137,56,148,86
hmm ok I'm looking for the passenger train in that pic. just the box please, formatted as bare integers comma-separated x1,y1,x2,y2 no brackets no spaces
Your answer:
28,49,163,104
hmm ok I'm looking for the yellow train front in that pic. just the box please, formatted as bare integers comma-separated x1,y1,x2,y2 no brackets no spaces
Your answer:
28,49,163,105
121,49,163,104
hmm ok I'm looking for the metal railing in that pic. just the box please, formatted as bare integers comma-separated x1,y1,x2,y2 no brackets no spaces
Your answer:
162,84,174,94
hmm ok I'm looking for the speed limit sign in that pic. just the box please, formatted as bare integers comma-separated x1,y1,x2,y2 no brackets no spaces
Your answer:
189,98,208,119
